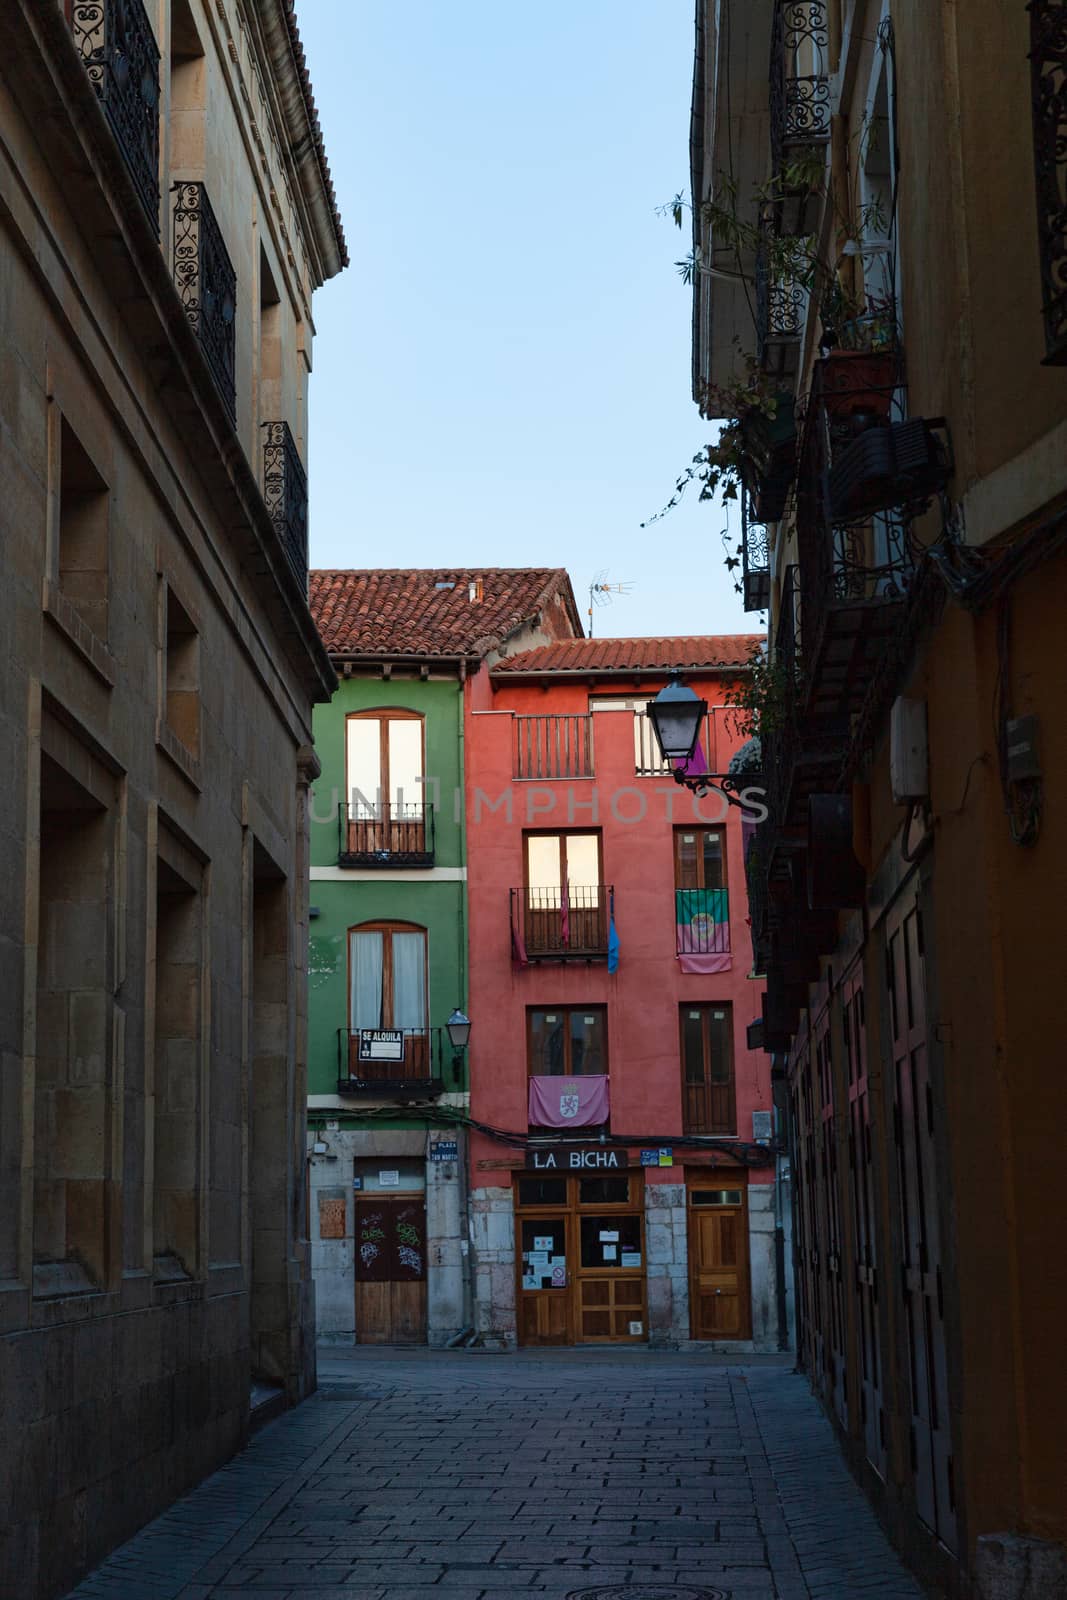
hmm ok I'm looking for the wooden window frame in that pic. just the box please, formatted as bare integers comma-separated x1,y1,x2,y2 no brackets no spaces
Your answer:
526,1004,608,1079
345,708,426,810
522,829,603,891
673,825,727,892
346,919,429,1032
680,1002,736,1135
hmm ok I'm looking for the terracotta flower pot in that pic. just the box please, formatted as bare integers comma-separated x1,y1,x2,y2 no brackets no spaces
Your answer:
820,350,897,420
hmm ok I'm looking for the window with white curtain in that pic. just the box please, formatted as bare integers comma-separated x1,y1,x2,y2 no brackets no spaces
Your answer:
349,923,427,1032
346,711,424,818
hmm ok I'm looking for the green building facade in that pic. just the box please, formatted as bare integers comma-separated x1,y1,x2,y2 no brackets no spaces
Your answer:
304,566,582,1347
306,671,470,1347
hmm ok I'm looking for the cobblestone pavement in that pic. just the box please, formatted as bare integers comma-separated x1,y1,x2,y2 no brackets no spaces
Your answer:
66,1347,926,1600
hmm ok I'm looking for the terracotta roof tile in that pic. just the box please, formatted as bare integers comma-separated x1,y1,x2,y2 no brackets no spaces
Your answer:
492,635,764,675
308,569,582,659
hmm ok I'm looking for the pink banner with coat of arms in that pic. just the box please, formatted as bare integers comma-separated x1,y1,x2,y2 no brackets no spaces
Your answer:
528,1075,610,1128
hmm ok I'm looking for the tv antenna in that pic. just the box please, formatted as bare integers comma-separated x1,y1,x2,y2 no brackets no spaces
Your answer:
587,571,634,638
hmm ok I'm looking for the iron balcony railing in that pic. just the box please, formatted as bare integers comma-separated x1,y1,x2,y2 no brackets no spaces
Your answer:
172,182,237,420
513,714,594,779
1030,0,1067,364
675,888,731,957
511,885,611,960
262,422,308,586
336,1027,448,1092
756,232,810,380
741,495,771,614
793,356,938,720
769,0,831,183
72,0,161,231
338,802,435,867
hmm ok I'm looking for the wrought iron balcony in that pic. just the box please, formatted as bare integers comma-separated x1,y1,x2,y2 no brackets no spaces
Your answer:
756,234,810,381
337,802,434,867
741,500,771,614
72,0,161,231
769,1,831,180
262,422,309,585
172,183,237,420
511,886,611,962
336,1028,448,1097
514,714,594,779
741,396,798,527
793,356,951,721
1030,0,1067,363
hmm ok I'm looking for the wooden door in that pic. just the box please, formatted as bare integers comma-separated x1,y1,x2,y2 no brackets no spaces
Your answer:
517,1214,571,1345
354,1197,427,1344
816,1010,848,1428
845,972,887,1478
688,1181,751,1339
888,897,956,1552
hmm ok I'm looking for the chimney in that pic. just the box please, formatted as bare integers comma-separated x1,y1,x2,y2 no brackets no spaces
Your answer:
469,577,484,604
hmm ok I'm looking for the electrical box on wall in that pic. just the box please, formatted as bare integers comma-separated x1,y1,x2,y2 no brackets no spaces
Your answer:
890,697,929,804
1006,716,1041,782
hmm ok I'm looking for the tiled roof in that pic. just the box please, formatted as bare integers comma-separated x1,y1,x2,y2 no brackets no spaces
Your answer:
308,569,582,659
492,635,764,675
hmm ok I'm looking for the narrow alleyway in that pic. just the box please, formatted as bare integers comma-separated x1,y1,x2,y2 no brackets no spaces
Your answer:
66,1349,924,1600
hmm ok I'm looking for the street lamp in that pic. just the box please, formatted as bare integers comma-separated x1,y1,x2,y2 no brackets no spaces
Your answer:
445,1009,471,1051
648,672,707,764
648,673,757,810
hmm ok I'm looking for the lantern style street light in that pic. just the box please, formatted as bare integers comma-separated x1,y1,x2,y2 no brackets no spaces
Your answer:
648,673,758,810
648,672,707,764
445,1009,471,1051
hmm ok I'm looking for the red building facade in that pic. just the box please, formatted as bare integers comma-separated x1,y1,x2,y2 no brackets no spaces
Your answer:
465,637,791,1349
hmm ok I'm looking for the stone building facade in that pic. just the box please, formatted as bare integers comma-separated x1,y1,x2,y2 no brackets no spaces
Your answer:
0,1,345,1594
691,1,1067,1595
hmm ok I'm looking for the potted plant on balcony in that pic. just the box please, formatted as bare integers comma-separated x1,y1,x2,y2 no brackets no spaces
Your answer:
819,289,899,420
643,349,796,527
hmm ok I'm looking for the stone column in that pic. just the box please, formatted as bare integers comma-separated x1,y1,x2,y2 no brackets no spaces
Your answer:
748,1181,779,1352
469,1185,516,1349
645,1180,689,1347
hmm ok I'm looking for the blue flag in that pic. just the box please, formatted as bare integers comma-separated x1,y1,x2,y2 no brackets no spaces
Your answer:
607,888,620,973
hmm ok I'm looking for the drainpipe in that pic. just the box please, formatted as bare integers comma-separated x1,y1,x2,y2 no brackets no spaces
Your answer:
455,662,474,1333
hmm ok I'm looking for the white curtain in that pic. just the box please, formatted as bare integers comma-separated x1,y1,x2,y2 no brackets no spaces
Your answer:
349,930,383,1028
391,932,426,1031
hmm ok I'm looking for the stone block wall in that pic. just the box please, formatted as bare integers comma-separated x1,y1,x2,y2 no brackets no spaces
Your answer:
645,1182,689,1346
469,1185,517,1349
308,1129,468,1347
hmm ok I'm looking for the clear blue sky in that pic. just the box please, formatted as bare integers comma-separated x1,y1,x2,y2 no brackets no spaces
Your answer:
298,1,747,639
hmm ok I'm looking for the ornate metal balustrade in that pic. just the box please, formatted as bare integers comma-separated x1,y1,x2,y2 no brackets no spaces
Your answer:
72,0,160,231
756,233,810,378
742,496,771,613
172,183,237,419
792,359,947,720
262,421,309,585
769,1,831,178
1029,0,1067,363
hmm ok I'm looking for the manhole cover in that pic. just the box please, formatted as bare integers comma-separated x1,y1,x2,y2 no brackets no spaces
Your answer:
566,1588,729,1600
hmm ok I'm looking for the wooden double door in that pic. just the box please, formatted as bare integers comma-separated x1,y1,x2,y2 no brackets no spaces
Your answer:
354,1195,427,1344
687,1172,752,1340
515,1172,646,1346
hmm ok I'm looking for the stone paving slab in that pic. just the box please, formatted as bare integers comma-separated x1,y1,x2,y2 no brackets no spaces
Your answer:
66,1348,928,1600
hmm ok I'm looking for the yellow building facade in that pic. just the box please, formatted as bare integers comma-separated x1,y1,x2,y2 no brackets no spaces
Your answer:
692,2,1067,1595
0,1,345,1594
